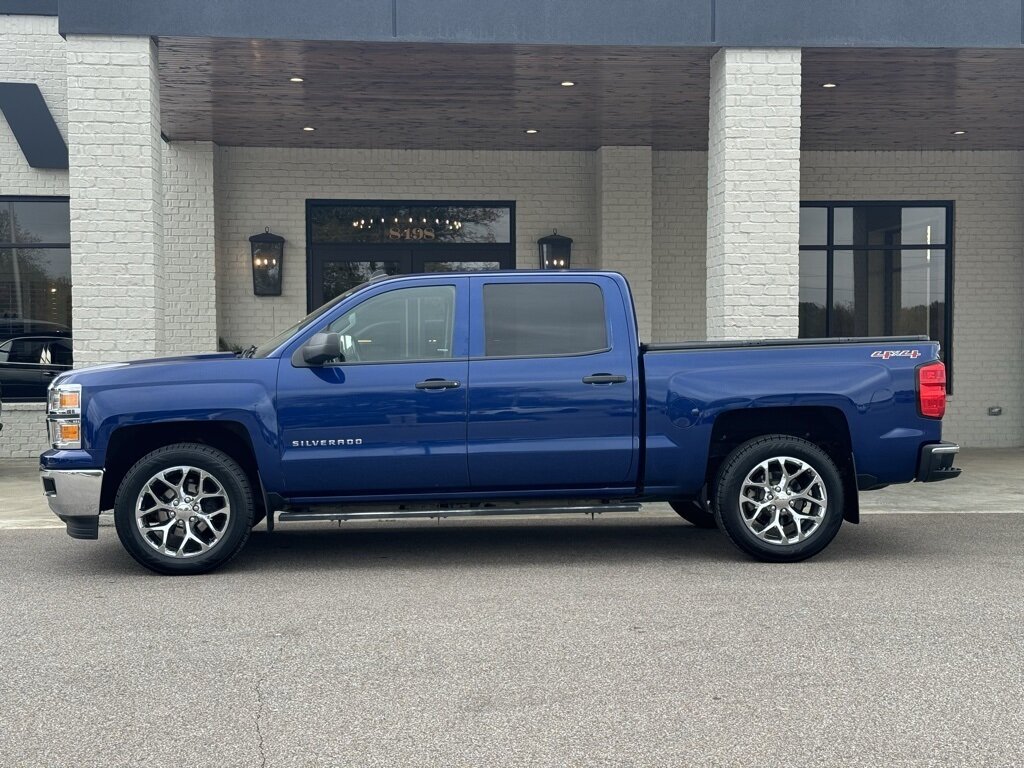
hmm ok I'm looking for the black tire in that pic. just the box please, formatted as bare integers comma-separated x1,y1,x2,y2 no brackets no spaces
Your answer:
114,443,255,575
669,499,718,529
713,435,844,563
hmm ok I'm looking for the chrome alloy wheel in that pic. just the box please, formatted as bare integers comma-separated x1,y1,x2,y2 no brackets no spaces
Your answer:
738,456,828,546
135,466,232,558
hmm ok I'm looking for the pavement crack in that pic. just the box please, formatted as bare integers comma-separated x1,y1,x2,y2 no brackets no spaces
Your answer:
252,643,287,768
254,675,269,768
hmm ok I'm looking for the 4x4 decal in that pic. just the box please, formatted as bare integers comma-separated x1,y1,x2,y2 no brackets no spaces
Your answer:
871,349,921,360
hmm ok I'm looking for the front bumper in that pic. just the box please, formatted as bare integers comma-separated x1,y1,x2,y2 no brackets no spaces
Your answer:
40,468,104,539
916,442,961,483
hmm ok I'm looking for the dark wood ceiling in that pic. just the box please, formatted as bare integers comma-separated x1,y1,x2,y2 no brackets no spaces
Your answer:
157,38,1024,151
802,48,1024,151
157,39,713,150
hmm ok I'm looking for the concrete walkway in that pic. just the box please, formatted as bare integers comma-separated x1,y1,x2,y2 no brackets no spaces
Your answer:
2,448,1020,531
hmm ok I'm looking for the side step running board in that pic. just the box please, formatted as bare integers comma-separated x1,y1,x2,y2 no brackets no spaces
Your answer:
277,503,641,523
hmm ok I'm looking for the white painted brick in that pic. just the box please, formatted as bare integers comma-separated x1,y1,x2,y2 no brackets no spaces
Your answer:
0,16,67,197
0,403,48,459
706,48,802,341
67,35,164,368
163,141,217,355
596,146,653,341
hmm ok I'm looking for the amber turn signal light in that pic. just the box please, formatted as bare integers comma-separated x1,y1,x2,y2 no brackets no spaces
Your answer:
59,391,80,410
58,422,81,443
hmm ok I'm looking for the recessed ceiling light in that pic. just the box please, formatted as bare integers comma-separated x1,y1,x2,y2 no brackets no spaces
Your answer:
560,80,576,87
289,76,304,83
302,126,315,132
822,82,838,88
524,129,538,134
951,130,967,135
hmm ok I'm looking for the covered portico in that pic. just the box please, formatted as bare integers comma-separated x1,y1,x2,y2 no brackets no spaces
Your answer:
61,34,1024,448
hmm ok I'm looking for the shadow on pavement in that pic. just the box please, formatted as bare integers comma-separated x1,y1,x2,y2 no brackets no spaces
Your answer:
30,514,947,579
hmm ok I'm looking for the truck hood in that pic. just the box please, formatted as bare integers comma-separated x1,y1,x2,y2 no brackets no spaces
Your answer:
53,352,240,388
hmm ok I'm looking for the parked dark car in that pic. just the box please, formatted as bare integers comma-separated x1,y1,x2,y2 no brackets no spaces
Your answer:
0,321,72,401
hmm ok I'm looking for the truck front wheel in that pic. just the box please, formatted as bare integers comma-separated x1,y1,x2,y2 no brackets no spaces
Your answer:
713,435,844,563
113,443,255,575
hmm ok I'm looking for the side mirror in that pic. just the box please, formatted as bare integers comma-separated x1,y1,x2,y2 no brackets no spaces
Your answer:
302,332,342,366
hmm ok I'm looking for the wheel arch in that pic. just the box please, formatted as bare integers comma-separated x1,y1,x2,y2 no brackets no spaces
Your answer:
706,406,859,523
100,421,267,520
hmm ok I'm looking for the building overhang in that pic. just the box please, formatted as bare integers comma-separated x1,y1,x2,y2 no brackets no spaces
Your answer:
156,40,1024,151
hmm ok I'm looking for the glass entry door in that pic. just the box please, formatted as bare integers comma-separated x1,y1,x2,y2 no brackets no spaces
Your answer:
306,200,515,311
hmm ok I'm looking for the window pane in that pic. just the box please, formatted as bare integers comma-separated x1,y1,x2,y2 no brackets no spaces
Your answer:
311,204,511,244
9,200,70,244
832,250,888,337
329,285,455,362
833,207,853,245
0,203,10,243
836,207,901,247
423,260,501,273
798,250,827,337
892,249,946,347
901,207,946,246
832,205,947,247
321,260,400,305
0,247,72,330
799,207,827,246
483,282,607,357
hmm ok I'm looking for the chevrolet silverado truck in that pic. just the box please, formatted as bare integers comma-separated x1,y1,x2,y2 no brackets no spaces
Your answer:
40,271,960,574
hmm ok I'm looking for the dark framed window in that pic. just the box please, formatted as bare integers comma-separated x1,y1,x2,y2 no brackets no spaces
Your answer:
306,200,515,311
483,282,608,357
799,201,954,389
0,196,72,332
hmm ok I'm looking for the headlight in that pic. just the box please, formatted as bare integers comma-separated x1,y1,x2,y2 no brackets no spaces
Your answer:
47,383,82,449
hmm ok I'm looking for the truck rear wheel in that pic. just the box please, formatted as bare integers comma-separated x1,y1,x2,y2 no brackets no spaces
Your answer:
669,500,717,529
713,435,844,563
113,443,255,575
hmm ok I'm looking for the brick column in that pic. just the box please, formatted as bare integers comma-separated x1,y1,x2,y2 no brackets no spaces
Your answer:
597,146,653,340
67,35,164,366
163,141,217,355
706,48,801,340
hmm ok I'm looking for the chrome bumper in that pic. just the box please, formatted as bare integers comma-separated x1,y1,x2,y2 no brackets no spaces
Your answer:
41,468,104,518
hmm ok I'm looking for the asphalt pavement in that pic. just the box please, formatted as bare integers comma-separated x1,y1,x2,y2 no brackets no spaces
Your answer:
2,513,1023,767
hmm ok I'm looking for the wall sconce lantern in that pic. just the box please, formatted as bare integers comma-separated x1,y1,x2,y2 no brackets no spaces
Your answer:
538,230,572,270
249,228,284,296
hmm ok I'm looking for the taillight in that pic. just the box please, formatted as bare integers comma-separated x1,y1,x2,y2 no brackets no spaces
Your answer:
917,361,947,419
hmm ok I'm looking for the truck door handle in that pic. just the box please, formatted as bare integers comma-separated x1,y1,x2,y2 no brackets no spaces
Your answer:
415,378,461,390
582,373,627,385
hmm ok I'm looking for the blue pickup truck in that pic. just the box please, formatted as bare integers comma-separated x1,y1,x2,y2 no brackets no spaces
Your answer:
40,271,959,574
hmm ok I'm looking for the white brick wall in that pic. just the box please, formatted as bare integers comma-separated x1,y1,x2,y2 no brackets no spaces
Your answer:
0,403,47,458
0,15,68,197
67,34,164,368
802,151,1024,448
214,147,597,347
652,151,707,342
596,146,654,341
706,48,802,340
1,16,67,458
163,141,217,355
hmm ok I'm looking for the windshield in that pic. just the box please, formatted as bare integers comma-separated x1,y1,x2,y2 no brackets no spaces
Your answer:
251,282,370,358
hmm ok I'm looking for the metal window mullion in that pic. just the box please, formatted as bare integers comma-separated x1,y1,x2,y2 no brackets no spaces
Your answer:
825,203,834,337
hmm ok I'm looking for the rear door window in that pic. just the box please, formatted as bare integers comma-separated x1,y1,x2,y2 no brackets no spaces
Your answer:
483,282,608,357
